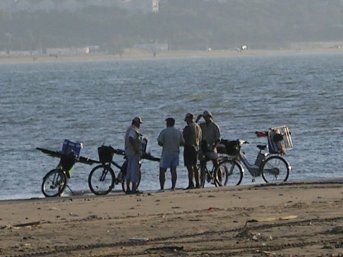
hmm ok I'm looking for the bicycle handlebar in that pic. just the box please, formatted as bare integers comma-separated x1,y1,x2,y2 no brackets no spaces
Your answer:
238,139,249,145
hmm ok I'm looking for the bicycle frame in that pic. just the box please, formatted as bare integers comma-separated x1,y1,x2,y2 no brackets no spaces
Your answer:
229,139,290,182
226,140,270,181
238,152,261,177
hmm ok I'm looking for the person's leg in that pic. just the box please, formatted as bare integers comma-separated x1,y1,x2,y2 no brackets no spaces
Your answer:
190,147,199,188
171,167,177,190
159,167,166,190
131,182,137,193
170,153,179,190
184,147,194,189
126,180,131,193
200,159,206,188
186,165,194,189
125,156,133,193
131,155,140,193
194,165,200,188
159,155,168,190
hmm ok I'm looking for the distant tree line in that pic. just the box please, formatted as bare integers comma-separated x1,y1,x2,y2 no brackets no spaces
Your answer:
0,0,342,52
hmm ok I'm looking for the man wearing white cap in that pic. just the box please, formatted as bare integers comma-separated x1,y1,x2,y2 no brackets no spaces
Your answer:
124,116,143,194
197,110,221,187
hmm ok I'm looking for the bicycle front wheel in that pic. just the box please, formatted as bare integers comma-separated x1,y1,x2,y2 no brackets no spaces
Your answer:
41,168,67,197
216,160,243,186
88,165,115,195
214,163,228,187
261,156,290,183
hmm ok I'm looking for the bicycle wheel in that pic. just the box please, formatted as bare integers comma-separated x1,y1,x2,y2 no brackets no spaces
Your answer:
41,168,67,197
261,156,290,183
214,163,229,186
216,160,243,186
88,165,115,195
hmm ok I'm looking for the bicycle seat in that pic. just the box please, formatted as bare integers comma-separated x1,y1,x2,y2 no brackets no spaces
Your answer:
256,144,267,150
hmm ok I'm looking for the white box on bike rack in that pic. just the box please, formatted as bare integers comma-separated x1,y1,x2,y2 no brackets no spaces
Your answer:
268,126,293,154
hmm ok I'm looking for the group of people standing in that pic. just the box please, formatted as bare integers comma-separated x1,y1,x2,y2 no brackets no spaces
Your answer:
124,111,221,194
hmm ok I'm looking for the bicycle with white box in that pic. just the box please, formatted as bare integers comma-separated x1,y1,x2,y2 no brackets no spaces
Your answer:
217,126,293,185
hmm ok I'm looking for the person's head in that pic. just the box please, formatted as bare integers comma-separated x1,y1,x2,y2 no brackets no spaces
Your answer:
203,110,213,123
165,117,175,127
184,113,194,123
132,116,143,128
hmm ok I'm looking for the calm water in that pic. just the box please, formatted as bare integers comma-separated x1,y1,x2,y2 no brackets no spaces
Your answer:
0,53,342,200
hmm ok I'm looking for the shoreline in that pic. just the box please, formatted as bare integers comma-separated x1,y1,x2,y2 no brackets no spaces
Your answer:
1,177,343,202
1,47,342,64
1,181,342,256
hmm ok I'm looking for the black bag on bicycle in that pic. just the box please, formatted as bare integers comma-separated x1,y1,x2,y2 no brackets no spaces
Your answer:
59,152,76,178
218,139,240,156
98,145,114,164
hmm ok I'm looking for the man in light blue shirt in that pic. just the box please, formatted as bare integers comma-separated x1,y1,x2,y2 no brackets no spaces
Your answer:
157,117,184,191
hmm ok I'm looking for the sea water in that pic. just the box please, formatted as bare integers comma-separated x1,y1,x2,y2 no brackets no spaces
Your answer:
0,53,342,200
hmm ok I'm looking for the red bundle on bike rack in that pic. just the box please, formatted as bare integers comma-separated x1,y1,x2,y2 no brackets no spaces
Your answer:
255,131,268,137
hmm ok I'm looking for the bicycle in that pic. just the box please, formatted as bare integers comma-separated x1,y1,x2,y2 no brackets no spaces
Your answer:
88,145,140,195
88,140,160,195
197,145,228,188
216,126,293,185
39,139,86,197
198,156,230,188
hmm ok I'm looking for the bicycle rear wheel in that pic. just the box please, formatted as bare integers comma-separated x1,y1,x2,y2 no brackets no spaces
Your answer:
261,156,290,183
88,165,115,195
216,160,243,186
41,168,67,197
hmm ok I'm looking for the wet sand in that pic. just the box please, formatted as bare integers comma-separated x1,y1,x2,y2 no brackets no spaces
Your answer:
1,47,342,64
0,182,342,256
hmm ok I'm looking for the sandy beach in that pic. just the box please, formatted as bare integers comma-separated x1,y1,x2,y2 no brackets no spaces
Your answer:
0,182,342,257
1,47,342,64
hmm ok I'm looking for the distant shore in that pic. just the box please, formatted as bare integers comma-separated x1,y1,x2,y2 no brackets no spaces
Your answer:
1,47,342,64
0,181,342,256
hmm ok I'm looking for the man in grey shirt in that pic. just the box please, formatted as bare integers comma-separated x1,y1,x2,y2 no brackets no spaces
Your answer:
124,116,143,194
157,117,184,191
